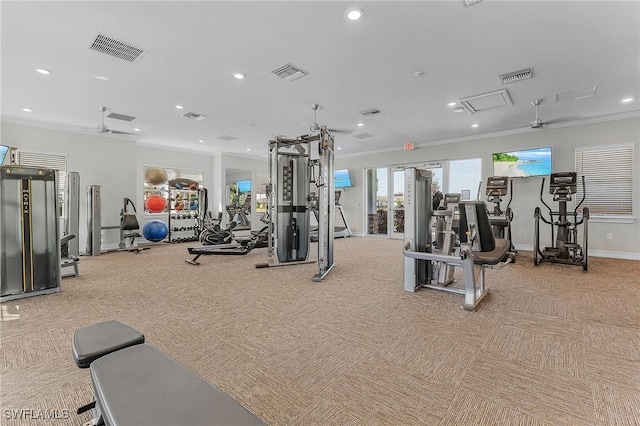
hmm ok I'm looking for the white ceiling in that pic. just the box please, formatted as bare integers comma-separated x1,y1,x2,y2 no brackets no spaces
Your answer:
2,1,639,159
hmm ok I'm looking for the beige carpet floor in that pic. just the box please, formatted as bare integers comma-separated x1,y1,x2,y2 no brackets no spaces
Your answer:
1,237,639,425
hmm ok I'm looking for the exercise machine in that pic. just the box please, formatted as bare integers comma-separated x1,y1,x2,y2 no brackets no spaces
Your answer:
402,168,513,311
185,225,269,264
310,190,352,241
72,321,265,426
198,212,237,245
479,176,516,258
86,186,148,255
1,165,61,302
256,127,335,282
61,171,80,277
534,172,588,270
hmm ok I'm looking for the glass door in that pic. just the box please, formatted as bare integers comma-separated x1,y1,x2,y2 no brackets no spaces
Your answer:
390,168,405,238
365,168,388,236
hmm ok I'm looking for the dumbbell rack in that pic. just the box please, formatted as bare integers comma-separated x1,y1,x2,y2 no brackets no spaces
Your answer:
167,186,202,243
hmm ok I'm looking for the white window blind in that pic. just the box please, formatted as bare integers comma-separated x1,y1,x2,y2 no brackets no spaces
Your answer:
575,144,634,216
17,151,68,191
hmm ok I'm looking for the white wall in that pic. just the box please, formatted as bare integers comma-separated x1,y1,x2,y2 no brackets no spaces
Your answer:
1,123,215,251
335,117,640,259
4,118,638,259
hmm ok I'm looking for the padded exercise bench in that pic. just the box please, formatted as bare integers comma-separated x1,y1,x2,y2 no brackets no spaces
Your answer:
73,321,265,426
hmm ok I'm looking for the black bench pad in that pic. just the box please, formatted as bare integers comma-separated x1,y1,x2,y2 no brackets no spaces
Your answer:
73,320,145,368
90,344,264,426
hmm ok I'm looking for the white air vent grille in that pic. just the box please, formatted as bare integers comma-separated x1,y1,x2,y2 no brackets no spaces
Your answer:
352,133,374,139
359,108,383,116
107,112,136,121
89,33,147,63
217,135,237,141
556,86,598,102
181,112,206,121
499,67,534,84
461,0,483,7
459,89,513,114
271,63,308,82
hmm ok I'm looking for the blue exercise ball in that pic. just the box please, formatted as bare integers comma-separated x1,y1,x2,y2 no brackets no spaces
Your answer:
142,220,168,242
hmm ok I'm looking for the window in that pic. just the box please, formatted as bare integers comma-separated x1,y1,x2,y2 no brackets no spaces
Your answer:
17,151,67,217
575,144,635,217
449,158,481,197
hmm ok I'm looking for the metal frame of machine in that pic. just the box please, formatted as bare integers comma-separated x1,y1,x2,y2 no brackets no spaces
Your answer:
533,171,589,271
259,127,335,282
402,168,512,311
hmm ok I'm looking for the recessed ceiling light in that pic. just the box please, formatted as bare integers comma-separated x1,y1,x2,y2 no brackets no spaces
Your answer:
357,123,364,127
233,73,245,79
175,105,184,110
346,7,364,21
36,68,51,75
448,102,457,107
198,139,204,143
414,70,425,78
471,123,479,128
337,147,342,150
22,107,33,112
246,148,251,151
92,75,109,81
134,128,141,132
621,97,634,103
453,107,464,113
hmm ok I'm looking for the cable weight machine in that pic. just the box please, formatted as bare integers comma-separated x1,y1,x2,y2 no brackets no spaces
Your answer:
533,172,589,270
256,127,335,282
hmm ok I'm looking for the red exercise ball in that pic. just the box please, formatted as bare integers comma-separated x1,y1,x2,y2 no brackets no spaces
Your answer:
145,195,166,213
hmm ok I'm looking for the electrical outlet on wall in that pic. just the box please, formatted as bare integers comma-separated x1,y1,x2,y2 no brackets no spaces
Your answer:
606,233,613,240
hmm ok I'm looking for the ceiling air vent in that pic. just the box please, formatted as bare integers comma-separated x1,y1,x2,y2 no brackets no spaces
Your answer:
359,108,383,116
556,86,598,102
217,135,237,141
461,0,483,7
271,63,308,82
107,112,136,122
499,67,534,85
89,32,147,63
352,133,374,139
181,112,206,121
459,89,513,114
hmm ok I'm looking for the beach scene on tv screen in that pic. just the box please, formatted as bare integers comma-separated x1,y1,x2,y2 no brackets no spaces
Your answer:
493,148,551,177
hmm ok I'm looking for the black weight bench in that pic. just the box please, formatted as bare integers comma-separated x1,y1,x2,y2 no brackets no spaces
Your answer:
73,321,264,426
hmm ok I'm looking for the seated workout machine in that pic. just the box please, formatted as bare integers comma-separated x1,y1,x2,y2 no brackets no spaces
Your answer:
533,172,588,270
403,168,513,311
72,321,264,426
60,234,80,278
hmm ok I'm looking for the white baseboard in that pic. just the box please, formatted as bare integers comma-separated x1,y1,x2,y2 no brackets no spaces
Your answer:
515,244,640,260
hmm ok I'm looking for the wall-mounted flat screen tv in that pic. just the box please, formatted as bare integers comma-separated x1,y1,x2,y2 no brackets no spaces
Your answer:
335,169,353,188
492,147,552,178
237,179,251,193
0,145,8,165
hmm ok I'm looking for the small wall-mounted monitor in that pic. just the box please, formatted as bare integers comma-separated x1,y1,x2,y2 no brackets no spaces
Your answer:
237,179,251,193
335,169,353,188
492,147,552,178
0,145,8,166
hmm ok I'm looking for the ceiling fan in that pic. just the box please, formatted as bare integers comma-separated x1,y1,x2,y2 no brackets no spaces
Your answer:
96,106,136,135
309,104,352,134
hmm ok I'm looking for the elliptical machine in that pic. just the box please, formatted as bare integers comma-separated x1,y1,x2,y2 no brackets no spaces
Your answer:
481,176,516,258
533,172,589,271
